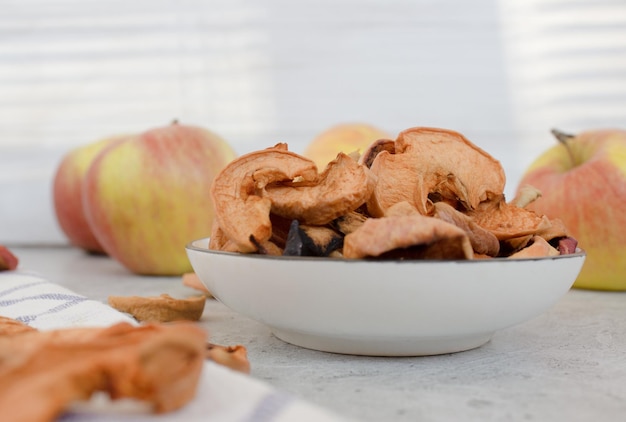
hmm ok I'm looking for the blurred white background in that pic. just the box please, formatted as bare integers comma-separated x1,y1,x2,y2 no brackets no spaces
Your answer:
1,0,625,245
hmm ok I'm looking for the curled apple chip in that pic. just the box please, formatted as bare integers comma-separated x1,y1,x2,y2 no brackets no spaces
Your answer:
108,294,206,323
366,127,506,216
266,152,377,225
469,195,552,240
433,201,500,257
208,223,237,252
358,138,396,168
343,213,473,260
211,143,319,253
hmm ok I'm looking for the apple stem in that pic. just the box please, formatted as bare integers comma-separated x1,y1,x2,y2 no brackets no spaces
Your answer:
551,128,577,167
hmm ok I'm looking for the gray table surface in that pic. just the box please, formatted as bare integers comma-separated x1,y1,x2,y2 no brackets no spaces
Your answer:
9,246,626,422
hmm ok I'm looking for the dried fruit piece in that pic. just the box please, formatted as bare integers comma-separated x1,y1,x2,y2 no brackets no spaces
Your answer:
182,272,212,298
470,195,552,240
511,184,542,208
557,236,579,255
384,201,420,217
358,138,396,168
210,144,318,253
0,245,19,271
283,220,343,257
0,321,206,421
266,153,377,225
343,213,473,260
206,343,250,374
508,236,559,259
500,234,534,256
266,213,296,249
433,201,500,256
208,222,236,252
108,294,206,323
366,127,506,216
534,218,570,243
249,237,283,256
330,210,368,235
0,316,36,335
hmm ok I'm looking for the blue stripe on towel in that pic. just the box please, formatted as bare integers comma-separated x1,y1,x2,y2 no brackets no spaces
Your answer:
15,296,87,324
0,279,48,298
0,293,86,307
0,290,87,324
246,392,293,422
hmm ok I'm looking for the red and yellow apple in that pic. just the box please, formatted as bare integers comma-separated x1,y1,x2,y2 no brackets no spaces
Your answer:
52,135,126,254
516,128,626,290
82,122,236,276
303,123,392,169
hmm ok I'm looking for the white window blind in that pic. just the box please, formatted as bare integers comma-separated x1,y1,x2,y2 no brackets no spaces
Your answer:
2,0,624,245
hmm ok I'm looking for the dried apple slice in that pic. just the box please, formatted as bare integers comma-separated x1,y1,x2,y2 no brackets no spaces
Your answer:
210,144,318,253
0,321,206,421
366,127,506,216
0,316,36,335
511,184,542,208
534,217,570,242
330,210,368,235
206,343,250,374
358,138,396,168
282,220,343,257
108,294,206,323
433,201,500,256
182,272,212,297
208,223,239,252
0,245,18,271
384,200,420,217
266,153,377,225
469,194,552,240
508,236,559,259
343,213,473,260
557,237,578,254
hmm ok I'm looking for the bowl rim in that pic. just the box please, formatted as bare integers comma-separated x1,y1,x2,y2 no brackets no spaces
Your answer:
185,238,586,264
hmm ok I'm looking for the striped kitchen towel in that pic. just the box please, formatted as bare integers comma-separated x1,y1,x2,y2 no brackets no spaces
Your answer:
0,270,350,422
0,270,135,329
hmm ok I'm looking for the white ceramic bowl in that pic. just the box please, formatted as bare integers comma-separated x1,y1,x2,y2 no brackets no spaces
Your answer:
186,237,585,356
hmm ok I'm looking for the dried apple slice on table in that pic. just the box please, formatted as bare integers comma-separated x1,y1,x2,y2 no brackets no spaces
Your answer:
0,320,207,421
108,294,206,323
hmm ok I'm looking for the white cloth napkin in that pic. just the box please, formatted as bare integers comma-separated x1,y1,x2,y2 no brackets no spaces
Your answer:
0,270,136,329
0,271,350,422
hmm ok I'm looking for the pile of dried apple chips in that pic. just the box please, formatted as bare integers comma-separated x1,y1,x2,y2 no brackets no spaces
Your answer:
208,127,578,260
